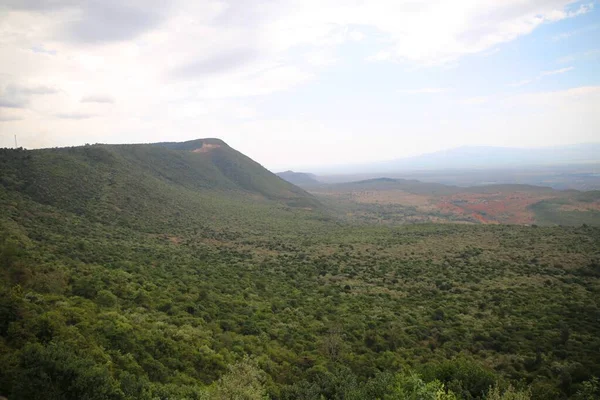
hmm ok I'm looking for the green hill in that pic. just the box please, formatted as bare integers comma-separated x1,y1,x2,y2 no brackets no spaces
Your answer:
0,140,320,233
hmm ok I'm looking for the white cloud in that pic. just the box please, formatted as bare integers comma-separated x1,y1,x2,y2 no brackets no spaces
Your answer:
55,112,97,119
508,66,574,86
462,96,489,105
304,50,337,67
81,94,115,103
398,88,450,94
557,49,600,64
0,0,597,167
512,86,600,107
348,30,365,41
540,66,575,76
508,79,533,87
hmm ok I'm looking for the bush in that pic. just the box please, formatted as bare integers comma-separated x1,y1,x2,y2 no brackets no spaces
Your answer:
8,342,124,400
96,290,118,308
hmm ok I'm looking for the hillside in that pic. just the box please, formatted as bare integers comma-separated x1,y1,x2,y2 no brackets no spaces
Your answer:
276,170,320,186
1,141,599,399
0,140,320,232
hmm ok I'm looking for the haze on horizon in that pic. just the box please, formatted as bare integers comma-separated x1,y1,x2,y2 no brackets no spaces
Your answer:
0,0,599,171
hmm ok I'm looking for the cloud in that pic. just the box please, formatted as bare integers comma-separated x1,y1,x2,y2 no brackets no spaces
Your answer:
508,66,574,86
0,0,79,11
540,66,575,76
490,86,600,112
557,49,600,64
398,88,450,94
30,46,57,55
170,48,260,79
480,48,500,57
1,0,598,163
358,0,594,64
0,116,23,121
508,79,533,88
515,86,600,106
0,98,27,109
0,86,28,109
462,96,489,105
305,50,337,67
348,30,365,41
367,51,392,62
552,22,598,42
1,0,172,44
64,1,171,44
81,95,114,103
0,83,59,109
55,112,96,119
20,85,59,95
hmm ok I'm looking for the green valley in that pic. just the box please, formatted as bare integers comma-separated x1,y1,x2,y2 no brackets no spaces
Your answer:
0,141,599,399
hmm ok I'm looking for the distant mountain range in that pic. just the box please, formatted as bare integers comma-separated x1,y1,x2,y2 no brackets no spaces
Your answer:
317,143,600,174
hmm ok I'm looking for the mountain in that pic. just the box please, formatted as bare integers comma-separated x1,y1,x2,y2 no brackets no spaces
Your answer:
276,170,320,186
319,143,600,174
0,139,320,232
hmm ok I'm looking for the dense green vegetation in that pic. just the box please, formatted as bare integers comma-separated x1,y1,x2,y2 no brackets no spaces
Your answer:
529,199,600,226
1,143,599,399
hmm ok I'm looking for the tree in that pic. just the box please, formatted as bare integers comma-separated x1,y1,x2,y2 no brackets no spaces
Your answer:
212,356,268,400
485,384,531,400
574,377,599,400
9,342,124,400
393,372,457,400
96,289,118,308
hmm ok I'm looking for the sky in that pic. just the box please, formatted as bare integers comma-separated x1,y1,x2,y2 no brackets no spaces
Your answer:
0,0,599,171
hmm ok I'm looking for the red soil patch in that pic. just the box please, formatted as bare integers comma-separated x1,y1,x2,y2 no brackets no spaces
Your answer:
437,192,557,224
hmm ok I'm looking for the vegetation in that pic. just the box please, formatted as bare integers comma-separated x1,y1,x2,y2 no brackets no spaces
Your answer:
310,179,600,226
0,143,599,399
529,199,600,226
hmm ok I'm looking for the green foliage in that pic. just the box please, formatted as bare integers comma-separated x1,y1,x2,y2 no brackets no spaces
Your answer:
96,289,118,308
423,359,496,399
530,199,600,226
573,377,599,400
485,384,530,400
8,342,124,400
211,356,269,399
394,372,458,399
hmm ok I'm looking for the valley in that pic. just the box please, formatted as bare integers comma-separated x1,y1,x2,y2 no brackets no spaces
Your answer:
0,141,599,399
307,179,600,226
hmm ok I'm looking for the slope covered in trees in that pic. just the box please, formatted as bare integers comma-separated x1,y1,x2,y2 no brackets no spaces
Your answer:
0,142,599,399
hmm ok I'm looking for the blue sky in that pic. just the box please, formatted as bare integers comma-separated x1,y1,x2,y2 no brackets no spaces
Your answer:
0,0,598,171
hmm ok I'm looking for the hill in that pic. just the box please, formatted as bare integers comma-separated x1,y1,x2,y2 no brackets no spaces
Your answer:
276,170,320,186
0,139,320,232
